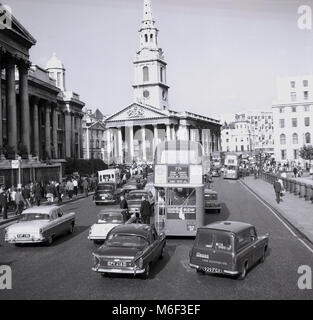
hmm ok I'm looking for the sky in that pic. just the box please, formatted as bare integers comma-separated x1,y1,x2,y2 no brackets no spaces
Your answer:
5,0,313,120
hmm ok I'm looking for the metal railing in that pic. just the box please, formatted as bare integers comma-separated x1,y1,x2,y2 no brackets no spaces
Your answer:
259,171,313,204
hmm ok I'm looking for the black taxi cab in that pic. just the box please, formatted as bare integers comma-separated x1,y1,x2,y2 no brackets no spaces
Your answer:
189,221,269,279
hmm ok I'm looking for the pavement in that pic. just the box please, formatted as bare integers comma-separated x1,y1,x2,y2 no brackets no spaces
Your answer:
0,191,93,227
1,178,312,299
240,176,313,245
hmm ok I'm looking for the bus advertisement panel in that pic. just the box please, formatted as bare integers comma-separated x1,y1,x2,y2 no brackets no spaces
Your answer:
153,140,204,236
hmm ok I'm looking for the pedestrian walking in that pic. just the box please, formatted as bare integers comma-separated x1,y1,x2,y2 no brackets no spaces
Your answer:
73,178,78,196
273,178,282,204
119,195,129,221
122,173,127,185
82,179,89,197
0,186,8,220
15,189,25,215
9,186,16,212
34,182,42,206
293,166,298,178
66,179,74,199
140,196,151,224
22,185,31,208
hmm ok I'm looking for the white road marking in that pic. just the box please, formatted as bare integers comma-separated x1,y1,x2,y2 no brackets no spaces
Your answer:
239,180,313,254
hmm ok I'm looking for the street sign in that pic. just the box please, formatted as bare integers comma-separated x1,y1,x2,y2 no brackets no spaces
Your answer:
11,160,19,169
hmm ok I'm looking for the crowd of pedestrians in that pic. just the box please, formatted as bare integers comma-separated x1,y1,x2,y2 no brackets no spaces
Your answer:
0,176,95,220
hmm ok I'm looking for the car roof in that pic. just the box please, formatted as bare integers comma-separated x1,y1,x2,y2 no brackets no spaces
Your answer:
22,206,60,215
129,190,147,194
199,221,253,234
109,224,152,237
204,189,217,194
99,209,123,215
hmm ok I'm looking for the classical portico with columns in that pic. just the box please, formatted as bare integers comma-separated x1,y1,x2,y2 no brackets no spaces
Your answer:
103,0,221,165
0,13,84,186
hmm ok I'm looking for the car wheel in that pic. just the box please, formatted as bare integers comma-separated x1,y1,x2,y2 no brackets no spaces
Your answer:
196,268,204,274
142,263,151,279
159,247,164,260
101,273,109,278
15,243,22,247
68,223,74,234
46,236,53,246
238,263,247,280
260,248,267,263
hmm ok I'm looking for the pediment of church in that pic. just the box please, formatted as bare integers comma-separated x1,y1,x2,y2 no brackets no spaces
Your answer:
87,121,106,130
105,103,168,122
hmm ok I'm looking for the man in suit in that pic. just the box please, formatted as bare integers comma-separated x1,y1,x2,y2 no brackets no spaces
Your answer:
273,178,282,204
119,195,129,221
140,196,151,224
0,186,8,220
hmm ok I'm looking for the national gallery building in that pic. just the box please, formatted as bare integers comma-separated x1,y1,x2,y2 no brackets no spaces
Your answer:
0,11,84,186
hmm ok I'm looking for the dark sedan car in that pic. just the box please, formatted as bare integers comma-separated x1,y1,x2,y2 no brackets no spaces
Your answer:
92,224,166,278
189,221,269,279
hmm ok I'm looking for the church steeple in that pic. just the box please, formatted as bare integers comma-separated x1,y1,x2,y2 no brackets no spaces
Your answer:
133,0,169,110
139,0,158,51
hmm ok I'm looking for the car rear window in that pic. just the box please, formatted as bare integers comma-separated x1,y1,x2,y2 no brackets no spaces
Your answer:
97,185,113,191
205,193,217,200
196,230,233,251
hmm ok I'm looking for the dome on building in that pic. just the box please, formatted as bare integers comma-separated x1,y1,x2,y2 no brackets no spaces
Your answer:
46,52,65,70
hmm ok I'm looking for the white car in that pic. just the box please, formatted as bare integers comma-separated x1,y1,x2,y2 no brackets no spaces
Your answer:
88,209,134,244
5,206,75,246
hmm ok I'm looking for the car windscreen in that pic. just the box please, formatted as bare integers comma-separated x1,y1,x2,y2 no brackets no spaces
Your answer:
226,166,237,171
106,234,148,248
205,193,217,200
98,213,122,223
20,213,50,221
97,185,113,191
196,230,233,251
127,193,145,200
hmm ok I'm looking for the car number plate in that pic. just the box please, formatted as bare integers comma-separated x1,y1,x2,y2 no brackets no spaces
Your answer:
17,234,30,238
201,267,222,273
107,261,127,267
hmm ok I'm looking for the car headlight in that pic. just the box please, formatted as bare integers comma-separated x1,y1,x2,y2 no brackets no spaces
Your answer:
135,257,143,269
92,254,100,266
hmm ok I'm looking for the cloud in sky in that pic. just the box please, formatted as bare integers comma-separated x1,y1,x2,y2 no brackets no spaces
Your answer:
6,0,313,119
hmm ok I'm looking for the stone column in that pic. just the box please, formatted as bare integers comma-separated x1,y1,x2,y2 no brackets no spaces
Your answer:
166,124,171,141
6,58,17,152
141,125,146,161
171,125,176,141
65,111,72,158
106,129,111,165
86,126,90,159
0,56,3,157
52,106,58,159
79,116,83,159
153,125,158,153
18,61,31,155
45,102,51,159
32,97,40,157
118,127,123,164
129,125,134,163
71,115,75,158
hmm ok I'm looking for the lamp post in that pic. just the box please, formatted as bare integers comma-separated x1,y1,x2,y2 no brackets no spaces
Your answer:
18,155,22,189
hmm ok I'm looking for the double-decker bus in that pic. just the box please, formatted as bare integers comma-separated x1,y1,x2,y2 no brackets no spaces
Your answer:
223,153,239,179
153,140,205,236
211,151,222,169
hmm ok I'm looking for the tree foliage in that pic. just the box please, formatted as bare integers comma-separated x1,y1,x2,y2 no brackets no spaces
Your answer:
65,158,108,176
299,145,313,161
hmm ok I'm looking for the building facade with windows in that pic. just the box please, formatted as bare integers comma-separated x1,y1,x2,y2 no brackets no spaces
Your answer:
0,13,84,186
272,75,313,164
82,108,107,160
102,0,221,164
221,120,253,153
235,111,274,154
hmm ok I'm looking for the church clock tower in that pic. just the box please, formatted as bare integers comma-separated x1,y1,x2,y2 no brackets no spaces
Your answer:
133,0,169,110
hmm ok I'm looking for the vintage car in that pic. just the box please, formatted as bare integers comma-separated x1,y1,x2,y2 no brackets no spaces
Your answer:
189,221,269,280
211,168,220,177
92,224,166,278
122,180,138,194
93,182,123,205
4,206,75,246
204,189,221,213
88,209,135,244
127,190,154,217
